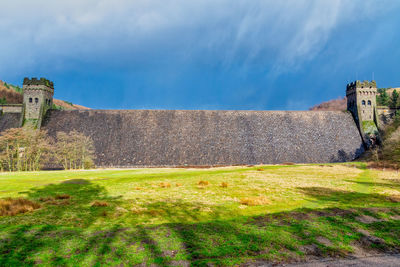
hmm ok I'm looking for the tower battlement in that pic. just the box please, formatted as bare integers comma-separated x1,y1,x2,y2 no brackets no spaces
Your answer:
23,77,54,90
346,80,377,91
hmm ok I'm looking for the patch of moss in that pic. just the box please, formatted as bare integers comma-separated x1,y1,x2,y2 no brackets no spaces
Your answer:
362,121,378,135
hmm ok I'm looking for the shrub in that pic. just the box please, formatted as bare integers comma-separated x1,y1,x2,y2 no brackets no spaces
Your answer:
0,198,41,216
256,168,264,171
91,201,109,207
176,183,182,187
240,196,270,206
221,182,229,188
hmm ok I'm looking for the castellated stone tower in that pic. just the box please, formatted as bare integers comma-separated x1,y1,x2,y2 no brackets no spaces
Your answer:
22,77,54,127
346,80,379,146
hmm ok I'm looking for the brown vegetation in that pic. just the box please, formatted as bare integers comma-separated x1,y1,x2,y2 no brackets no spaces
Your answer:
0,84,23,104
240,196,270,206
91,201,109,207
198,180,209,186
53,99,90,110
55,194,71,200
159,182,171,188
0,198,41,216
309,97,347,111
221,182,229,188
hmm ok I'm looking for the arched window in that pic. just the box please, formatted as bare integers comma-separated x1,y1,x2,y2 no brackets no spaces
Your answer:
368,100,371,106
29,98,32,103
362,100,366,106
35,98,39,104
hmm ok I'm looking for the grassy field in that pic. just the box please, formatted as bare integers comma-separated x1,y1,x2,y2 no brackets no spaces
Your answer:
0,163,399,266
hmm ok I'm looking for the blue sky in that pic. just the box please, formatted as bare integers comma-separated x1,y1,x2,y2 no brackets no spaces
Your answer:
1,0,400,110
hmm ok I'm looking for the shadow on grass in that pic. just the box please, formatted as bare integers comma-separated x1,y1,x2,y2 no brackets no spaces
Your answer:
1,184,400,266
298,186,400,206
0,179,123,265
344,180,400,190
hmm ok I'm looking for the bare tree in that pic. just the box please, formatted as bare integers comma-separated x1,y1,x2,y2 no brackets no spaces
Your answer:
55,131,95,170
0,127,52,171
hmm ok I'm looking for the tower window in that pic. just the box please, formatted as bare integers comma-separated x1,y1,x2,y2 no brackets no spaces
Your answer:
362,100,366,106
368,100,371,105
35,98,39,104
29,98,32,103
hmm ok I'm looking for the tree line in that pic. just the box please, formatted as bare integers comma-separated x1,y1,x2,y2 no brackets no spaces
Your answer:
0,128,95,172
377,88,399,108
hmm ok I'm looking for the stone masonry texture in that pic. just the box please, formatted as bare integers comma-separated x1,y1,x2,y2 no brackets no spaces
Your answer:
0,113,22,131
41,109,365,167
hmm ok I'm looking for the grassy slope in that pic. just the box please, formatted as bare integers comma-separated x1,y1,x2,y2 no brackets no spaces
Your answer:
0,164,399,266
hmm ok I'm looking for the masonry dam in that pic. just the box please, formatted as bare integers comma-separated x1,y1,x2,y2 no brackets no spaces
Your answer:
2,78,389,168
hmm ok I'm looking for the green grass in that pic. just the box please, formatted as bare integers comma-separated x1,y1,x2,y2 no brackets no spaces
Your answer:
0,163,399,266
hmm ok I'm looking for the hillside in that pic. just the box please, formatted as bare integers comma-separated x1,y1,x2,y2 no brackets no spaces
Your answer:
310,87,400,111
309,97,347,111
0,80,89,110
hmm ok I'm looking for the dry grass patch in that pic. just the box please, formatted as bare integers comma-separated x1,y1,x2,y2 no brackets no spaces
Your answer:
159,182,171,188
176,183,182,187
91,201,109,207
0,198,41,216
198,180,209,186
131,206,147,214
240,196,270,206
387,195,400,203
221,182,229,188
256,168,264,171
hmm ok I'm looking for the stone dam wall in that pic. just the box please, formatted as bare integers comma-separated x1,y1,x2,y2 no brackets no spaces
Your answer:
0,113,22,130
38,110,364,167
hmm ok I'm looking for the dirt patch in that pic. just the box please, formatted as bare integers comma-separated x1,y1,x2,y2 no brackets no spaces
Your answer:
168,260,190,267
356,229,387,249
316,236,333,247
355,215,381,224
300,244,322,256
390,215,400,220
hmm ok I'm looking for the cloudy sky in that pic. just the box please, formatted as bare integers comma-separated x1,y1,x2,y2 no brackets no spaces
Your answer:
1,0,400,110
